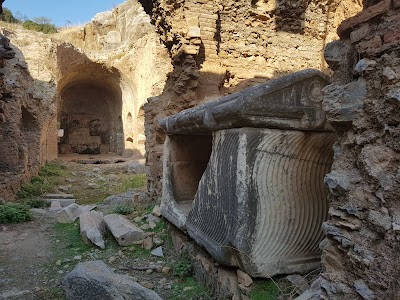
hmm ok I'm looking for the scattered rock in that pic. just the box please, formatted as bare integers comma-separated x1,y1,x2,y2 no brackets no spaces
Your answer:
56,203,97,224
152,205,161,217
153,237,164,246
79,210,106,249
140,224,150,230
354,279,376,300
63,261,162,300
104,214,145,246
73,255,82,261
237,269,253,287
286,274,310,294
162,267,171,274
127,160,145,174
142,236,155,250
108,256,117,264
150,246,164,257
148,220,157,229
103,190,141,206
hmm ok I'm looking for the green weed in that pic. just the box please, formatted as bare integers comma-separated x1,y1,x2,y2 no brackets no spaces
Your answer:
25,198,50,208
250,280,280,300
170,277,212,300
34,287,66,300
54,223,91,257
17,162,66,200
0,203,32,224
172,253,192,278
120,174,146,191
112,205,135,215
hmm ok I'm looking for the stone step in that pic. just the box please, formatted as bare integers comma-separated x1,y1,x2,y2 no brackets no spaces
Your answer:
43,193,75,199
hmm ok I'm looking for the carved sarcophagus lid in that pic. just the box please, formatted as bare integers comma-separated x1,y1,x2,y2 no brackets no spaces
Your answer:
160,69,331,134
160,69,334,277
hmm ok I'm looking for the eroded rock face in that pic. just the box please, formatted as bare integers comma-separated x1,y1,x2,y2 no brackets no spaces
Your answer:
320,1,400,298
161,70,335,277
0,30,58,200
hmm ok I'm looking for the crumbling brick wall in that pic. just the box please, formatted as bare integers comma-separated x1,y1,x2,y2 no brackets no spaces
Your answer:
145,0,363,202
0,31,57,201
321,0,400,298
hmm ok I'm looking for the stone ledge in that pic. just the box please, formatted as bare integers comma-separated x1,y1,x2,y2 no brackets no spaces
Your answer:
337,0,391,38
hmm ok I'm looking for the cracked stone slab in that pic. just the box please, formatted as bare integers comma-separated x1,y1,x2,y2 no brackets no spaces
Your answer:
79,211,106,249
159,69,330,134
104,214,145,246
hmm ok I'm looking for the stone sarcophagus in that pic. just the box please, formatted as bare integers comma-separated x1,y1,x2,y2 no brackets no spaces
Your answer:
160,69,335,277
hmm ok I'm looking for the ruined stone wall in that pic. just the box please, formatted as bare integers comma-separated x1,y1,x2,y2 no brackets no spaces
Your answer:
145,0,363,202
56,0,171,158
0,29,57,200
321,1,400,298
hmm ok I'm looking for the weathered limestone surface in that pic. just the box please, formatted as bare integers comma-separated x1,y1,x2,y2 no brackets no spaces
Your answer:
62,260,162,300
319,1,400,298
79,211,106,249
104,214,145,246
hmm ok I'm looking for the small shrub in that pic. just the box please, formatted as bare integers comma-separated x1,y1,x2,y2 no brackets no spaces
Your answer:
23,19,57,34
38,162,66,177
112,205,134,215
25,198,50,208
17,162,66,199
17,176,52,199
0,203,32,224
172,254,193,278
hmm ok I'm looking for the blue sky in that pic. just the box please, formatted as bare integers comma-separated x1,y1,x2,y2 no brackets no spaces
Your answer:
3,0,127,27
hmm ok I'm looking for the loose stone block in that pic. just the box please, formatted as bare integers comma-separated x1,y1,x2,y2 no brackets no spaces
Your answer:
79,211,106,249
104,214,145,246
56,203,97,224
62,261,162,300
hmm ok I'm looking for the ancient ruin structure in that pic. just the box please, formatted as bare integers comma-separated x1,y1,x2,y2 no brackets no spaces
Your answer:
144,0,363,203
1,0,399,298
161,69,336,277
0,0,170,200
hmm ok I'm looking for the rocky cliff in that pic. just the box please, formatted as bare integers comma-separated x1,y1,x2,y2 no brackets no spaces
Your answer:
321,0,400,298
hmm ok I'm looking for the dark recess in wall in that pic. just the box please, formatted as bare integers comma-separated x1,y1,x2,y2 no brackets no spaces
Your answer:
138,0,154,16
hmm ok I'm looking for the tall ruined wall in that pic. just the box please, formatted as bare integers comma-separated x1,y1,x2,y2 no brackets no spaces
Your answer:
321,0,400,298
56,0,171,158
0,29,57,200
145,0,363,202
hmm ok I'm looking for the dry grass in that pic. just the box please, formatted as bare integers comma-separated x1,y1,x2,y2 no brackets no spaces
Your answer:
0,20,22,30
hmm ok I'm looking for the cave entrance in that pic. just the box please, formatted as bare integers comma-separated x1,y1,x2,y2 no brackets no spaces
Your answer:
58,80,123,156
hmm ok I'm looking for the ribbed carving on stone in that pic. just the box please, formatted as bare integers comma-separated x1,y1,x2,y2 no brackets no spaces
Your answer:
184,128,335,277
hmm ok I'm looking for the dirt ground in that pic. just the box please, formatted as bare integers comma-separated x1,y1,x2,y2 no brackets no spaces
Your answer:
0,210,56,299
0,157,199,300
